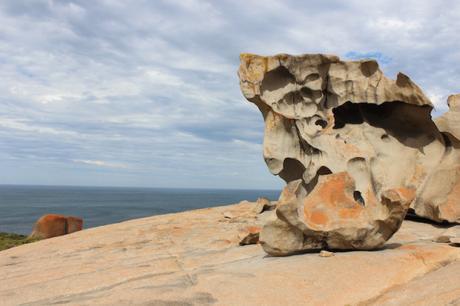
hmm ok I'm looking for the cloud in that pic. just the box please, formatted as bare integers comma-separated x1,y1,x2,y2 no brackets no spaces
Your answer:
0,0,459,188
72,159,129,169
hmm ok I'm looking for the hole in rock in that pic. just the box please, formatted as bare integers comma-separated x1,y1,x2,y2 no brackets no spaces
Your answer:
282,91,304,105
332,102,364,129
279,158,306,183
360,60,379,77
332,101,437,149
381,134,390,142
261,66,295,93
317,166,332,176
303,166,332,194
359,102,437,149
315,119,327,129
353,190,365,206
300,87,323,101
304,73,320,83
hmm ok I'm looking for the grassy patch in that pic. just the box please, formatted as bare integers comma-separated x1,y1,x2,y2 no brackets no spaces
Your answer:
0,232,41,251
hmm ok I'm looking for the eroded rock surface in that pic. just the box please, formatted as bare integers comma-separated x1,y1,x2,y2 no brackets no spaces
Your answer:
238,53,460,255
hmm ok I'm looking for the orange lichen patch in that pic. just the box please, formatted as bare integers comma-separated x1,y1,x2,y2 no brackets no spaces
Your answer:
338,208,362,219
309,210,329,225
398,244,418,250
391,187,416,204
303,172,367,229
246,226,262,234
34,214,67,238
306,172,356,207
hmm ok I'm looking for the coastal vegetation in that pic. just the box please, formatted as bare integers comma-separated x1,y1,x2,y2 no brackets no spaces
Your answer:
0,232,40,251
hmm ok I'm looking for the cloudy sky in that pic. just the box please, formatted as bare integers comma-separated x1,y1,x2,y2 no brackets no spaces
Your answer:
0,0,459,189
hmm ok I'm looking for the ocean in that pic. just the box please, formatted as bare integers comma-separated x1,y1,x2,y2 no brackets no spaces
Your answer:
0,185,280,235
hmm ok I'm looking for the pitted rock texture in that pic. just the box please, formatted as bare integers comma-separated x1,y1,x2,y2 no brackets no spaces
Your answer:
238,53,460,255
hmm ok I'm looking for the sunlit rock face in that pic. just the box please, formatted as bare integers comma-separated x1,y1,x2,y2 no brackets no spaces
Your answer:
238,53,460,255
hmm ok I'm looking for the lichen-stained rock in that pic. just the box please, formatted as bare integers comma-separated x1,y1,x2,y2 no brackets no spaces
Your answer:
259,176,415,255
30,214,83,239
239,53,460,254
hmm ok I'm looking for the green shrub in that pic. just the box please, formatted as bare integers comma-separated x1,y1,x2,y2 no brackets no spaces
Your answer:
0,232,41,251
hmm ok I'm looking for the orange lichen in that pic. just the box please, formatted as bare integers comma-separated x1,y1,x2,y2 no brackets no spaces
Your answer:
303,172,366,228
246,226,262,234
308,210,329,225
392,187,416,203
338,208,362,219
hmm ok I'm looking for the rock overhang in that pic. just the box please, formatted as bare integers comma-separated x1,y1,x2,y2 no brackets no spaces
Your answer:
239,53,460,255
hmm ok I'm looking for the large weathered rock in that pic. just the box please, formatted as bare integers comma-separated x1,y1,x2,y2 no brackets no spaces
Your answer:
238,53,460,255
30,214,83,239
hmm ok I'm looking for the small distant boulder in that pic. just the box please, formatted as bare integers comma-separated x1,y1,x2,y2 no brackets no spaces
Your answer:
30,214,83,239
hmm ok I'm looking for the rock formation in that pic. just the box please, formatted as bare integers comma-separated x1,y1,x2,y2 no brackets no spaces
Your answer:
238,53,460,255
30,214,83,239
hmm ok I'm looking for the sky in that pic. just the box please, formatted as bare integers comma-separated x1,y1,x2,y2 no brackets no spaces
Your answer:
0,0,459,189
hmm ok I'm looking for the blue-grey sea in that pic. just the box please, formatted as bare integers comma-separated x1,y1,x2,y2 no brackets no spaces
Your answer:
0,185,280,235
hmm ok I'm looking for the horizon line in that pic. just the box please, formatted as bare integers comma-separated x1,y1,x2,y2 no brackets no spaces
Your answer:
0,183,282,192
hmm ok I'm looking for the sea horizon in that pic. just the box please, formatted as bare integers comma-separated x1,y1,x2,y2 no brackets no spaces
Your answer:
0,185,280,235
0,183,281,192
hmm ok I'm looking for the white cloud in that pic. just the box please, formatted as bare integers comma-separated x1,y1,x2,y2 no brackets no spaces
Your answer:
72,159,129,169
372,18,421,31
0,117,81,137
